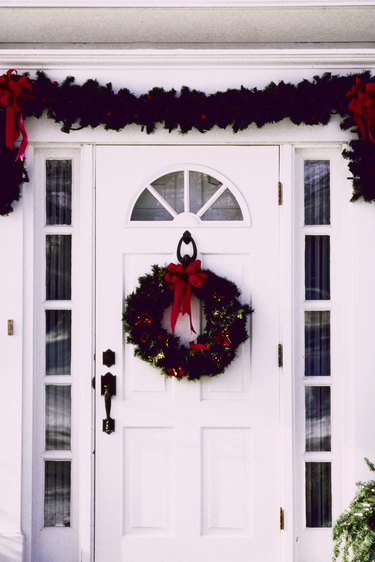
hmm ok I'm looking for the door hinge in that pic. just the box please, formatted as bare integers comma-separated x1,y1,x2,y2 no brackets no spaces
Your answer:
279,507,285,530
278,343,283,368
278,181,283,205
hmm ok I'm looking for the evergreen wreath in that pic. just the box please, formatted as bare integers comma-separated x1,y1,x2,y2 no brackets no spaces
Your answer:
123,263,252,381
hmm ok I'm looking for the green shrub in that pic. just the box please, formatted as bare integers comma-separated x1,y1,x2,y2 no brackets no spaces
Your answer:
333,459,375,562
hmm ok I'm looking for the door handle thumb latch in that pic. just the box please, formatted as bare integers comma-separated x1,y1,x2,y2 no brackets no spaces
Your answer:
101,372,116,434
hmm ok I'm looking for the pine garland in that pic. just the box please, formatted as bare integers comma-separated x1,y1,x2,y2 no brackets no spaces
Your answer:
1,69,375,215
22,71,357,134
0,111,29,215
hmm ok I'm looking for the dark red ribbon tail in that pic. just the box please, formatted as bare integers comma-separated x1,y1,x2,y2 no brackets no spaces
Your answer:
15,113,28,161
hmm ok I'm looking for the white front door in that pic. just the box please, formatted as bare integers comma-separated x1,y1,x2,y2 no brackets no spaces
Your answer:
95,145,281,562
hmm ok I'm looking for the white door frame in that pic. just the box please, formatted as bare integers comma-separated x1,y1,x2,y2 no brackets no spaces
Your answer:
21,136,350,562
22,144,95,562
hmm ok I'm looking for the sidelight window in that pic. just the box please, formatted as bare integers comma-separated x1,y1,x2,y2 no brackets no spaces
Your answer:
31,146,92,562
43,159,73,528
302,159,333,528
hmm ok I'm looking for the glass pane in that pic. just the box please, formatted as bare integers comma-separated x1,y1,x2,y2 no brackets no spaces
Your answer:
46,310,71,376
131,189,173,221
305,235,330,300
304,160,330,225
44,461,71,527
46,160,72,225
200,189,243,221
151,172,184,214
46,235,72,300
305,386,331,451
306,462,332,527
45,385,71,450
305,311,330,376
189,171,222,214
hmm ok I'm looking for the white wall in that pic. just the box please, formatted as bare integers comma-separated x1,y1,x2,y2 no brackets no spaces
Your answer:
0,202,24,560
0,46,375,561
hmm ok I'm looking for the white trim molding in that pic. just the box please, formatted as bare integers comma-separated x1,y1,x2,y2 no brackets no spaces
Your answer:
0,5,374,47
0,532,24,562
1,1,375,6
1,48,375,71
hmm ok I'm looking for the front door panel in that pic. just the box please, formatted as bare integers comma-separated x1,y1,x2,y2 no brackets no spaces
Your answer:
95,145,281,562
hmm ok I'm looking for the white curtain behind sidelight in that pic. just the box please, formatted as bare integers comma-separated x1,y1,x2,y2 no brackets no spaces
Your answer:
304,160,330,225
305,235,330,300
46,159,72,225
44,461,71,527
45,385,71,450
46,310,71,376
304,311,330,377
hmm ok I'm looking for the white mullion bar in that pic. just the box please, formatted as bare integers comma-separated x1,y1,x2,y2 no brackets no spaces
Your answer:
45,226,74,235
303,377,332,385
44,300,73,309
303,451,332,462
42,451,73,461
196,184,226,218
146,184,177,218
184,169,190,213
303,226,331,236
43,375,72,383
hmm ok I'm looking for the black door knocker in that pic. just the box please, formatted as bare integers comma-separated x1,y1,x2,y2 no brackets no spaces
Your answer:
176,230,197,266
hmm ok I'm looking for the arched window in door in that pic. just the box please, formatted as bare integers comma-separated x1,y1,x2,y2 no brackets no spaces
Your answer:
130,169,246,222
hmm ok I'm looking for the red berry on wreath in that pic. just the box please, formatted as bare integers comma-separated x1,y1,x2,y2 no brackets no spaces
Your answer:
214,333,232,347
167,366,185,378
135,312,153,327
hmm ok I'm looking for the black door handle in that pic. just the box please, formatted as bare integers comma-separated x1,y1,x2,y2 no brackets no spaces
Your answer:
101,372,116,434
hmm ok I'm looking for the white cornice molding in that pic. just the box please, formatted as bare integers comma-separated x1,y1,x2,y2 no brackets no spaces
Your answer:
0,1,375,6
0,48,375,71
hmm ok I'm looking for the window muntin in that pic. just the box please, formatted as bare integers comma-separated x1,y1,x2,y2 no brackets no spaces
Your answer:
152,171,185,214
131,170,243,222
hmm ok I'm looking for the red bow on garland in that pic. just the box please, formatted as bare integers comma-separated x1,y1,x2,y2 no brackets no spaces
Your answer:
164,260,208,333
347,77,375,143
0,69,33,160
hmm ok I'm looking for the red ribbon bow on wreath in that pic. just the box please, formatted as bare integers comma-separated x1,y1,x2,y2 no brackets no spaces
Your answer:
347,77,375,143
164,260,208,333
0,69,33,160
